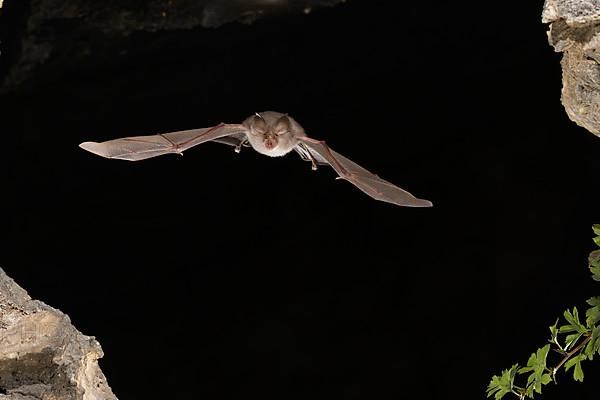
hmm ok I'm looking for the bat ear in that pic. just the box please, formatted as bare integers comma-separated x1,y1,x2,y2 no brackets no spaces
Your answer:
274,115,291,135
253,114,267,133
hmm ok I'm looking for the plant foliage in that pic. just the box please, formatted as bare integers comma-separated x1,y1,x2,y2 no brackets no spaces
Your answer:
486,225,600,399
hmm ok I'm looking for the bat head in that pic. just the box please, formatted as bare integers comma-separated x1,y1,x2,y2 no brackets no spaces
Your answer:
243,111,303,157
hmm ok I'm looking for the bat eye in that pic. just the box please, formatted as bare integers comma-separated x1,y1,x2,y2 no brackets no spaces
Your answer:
274,116,290,135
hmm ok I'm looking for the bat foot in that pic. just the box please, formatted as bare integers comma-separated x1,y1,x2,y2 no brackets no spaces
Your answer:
235,140,249,154
311,164,318,171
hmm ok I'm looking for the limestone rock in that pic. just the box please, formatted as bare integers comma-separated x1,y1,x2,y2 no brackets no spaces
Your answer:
0,268,116,400
543,0,600,135
543,0,600,25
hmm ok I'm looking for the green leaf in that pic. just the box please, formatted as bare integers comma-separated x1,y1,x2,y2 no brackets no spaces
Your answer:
519,346,549,374
541,373,552,385
565,355,582,371
524,384,534,399
537,345,550,364
587,297,600,306
565,333,584,351
564,353,587,383
564,308,579,328
584,330,597,360
519,355,536,374
593,236,600,247
549,319,561,349
525,370,535,385
593,328,600,355
583,327,600,360
487,364,519,399
574,360,584,382
564,308,588,334
588,249,600,266
593,224,600,236
589,250,600,281
549,319,559,337
559,324,577,334
519,345,551,395
585,305,600,328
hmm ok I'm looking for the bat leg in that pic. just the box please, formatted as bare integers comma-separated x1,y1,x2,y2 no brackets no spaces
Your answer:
309,155,319,171
235,139,250,154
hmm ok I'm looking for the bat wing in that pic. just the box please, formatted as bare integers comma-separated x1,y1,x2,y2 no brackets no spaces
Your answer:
296,137,433,207
79,124,248,161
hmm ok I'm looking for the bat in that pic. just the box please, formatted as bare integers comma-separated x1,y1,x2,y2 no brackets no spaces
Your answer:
79,111,432,207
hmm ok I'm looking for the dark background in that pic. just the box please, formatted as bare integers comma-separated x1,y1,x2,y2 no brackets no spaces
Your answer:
1,0,600,399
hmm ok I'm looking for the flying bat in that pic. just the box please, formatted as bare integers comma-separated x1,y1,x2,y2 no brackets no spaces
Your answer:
79,111,432,207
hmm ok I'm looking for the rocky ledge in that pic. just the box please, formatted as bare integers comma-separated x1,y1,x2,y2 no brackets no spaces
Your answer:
0,268,116,400
543,0,600,136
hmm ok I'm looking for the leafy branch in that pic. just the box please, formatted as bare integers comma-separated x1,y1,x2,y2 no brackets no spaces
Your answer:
486,225,600,399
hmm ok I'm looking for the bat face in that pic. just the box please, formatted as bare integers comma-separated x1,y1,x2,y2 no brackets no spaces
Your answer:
243,111,303,157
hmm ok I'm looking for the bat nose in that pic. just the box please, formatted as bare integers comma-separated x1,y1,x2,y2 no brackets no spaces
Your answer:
264,136,278,150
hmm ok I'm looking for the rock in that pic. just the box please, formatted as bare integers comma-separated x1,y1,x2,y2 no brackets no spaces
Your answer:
0,0,345,92
0,268,116,400
543,0,600,136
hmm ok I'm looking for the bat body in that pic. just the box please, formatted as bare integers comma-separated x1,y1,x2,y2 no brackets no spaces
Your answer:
79,111,432,207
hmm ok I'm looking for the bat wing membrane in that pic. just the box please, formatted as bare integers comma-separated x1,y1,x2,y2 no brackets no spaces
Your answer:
296,136,432,207
211,134,247,148
79,124,248,161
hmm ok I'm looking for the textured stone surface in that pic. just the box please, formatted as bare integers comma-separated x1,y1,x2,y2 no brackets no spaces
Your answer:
543,0,600,135
0,268,116,400
0,0,345,92
543,0,600,25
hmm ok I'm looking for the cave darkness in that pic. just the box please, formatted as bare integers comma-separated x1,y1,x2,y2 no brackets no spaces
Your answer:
1,0,600,399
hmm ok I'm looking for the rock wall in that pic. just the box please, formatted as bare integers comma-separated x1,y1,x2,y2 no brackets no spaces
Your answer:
543,0,600,135
0,269,116,400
